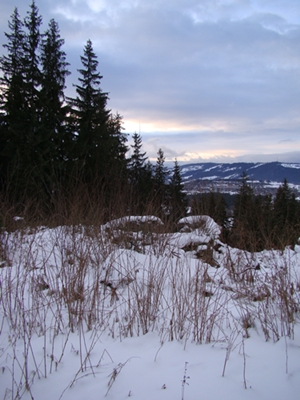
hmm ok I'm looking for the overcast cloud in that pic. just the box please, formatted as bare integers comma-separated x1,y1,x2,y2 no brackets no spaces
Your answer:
1,0,299,163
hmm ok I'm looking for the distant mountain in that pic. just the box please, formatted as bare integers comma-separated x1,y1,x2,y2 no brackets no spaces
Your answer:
180,162,300,185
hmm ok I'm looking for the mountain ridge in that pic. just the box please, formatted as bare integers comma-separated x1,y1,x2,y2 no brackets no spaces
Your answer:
180,161,300,185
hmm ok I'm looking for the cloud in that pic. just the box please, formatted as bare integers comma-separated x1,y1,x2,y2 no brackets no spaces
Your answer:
0,0,299,162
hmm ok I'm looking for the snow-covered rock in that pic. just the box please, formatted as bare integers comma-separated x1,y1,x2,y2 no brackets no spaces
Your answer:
103,215,164,231
178,215,221,238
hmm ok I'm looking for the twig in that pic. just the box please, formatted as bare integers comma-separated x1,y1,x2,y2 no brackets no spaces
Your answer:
181,361,190,400
105,358,132,397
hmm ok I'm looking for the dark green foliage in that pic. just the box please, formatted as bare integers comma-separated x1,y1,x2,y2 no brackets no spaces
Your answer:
0,7,26,192
228,175,300,251
168,159,187,221
0,1,62,201
230,173,266,251
0,4,131,218
127,133,155,213
0,4,175,223
22,1,43,160
232,172,254,224
191,192,227,226
6,3,298,238
128,133,147,185
154,148,168,216
40,18,70,174
65,40,129,217
271,179,300,247
106,112,128,170
225,176,299,251
67,39,110,181
101,112,129,206
154,148,167,188
67,40,129,191
23,1,42,104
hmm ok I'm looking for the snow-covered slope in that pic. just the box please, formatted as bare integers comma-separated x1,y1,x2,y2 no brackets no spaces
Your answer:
181,161,300,184
1,217,300,399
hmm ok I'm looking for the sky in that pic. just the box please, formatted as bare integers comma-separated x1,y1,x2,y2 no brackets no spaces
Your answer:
1,0,300,163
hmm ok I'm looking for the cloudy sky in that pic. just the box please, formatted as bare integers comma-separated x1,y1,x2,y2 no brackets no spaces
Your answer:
1,0,300,163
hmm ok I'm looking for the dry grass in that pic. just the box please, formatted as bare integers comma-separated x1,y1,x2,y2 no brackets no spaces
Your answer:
0,205,299,398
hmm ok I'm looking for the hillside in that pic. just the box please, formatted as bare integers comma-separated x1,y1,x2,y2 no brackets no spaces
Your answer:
181,161,300,184
181,161,300,196
1,216,300,399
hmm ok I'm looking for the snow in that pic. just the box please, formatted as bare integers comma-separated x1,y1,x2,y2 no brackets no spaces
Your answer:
178,215,221,239
203,175,219,180
249,163,264,169
181,174,193,181
223,166,239,172
103,215,164,230
181,165,204,173
204,165,220,172
224,173,240,179
1,218,300,400
281,163,300,169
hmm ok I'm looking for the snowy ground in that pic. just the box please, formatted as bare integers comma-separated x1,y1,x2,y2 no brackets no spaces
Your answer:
1,215,300,399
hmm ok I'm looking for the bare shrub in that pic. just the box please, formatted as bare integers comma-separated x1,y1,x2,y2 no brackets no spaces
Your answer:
1,207,300,398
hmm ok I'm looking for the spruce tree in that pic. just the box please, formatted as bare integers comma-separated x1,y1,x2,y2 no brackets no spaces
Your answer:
272,179,300,247
155,148,167,188
0,3,44,199
211,192,227,228
23,0,43,136
67,39,110,182
169,159,187,222
0,7,26,193
15,0,46,200
107,113,128,155
105,112,128,180
230,172,256,250
128,133,147,185
251,193,273,250
128,133,155,213
40,18,70,186
233,172,254,223
154,148,168,216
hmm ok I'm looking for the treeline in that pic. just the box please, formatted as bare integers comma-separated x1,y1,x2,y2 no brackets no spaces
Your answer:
191,173,300,251
1,2,299,251
0,1,186,224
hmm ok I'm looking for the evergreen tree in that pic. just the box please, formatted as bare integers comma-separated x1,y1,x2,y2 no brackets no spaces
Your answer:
230,172,256,250
190,194,207,216
23,0,43,134
249,193,273,251
207,191,216,218
0,7,26,192
169,159,187,222
128,132,147,186
107,113,128,161
40,17,70,180
154,148,167,188
272,179,300,247
212,192,227,228
0,3,44,199
233,172,254,223
127,133,156,213
12,0,46,200
0,8,24,78
154,148,168,214
190,192,228,239
1,3,71,202
105,112,128,179
67,39,110,182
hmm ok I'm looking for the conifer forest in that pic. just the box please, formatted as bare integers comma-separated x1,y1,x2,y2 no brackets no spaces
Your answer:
0,1,299,251
0,3,300,399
